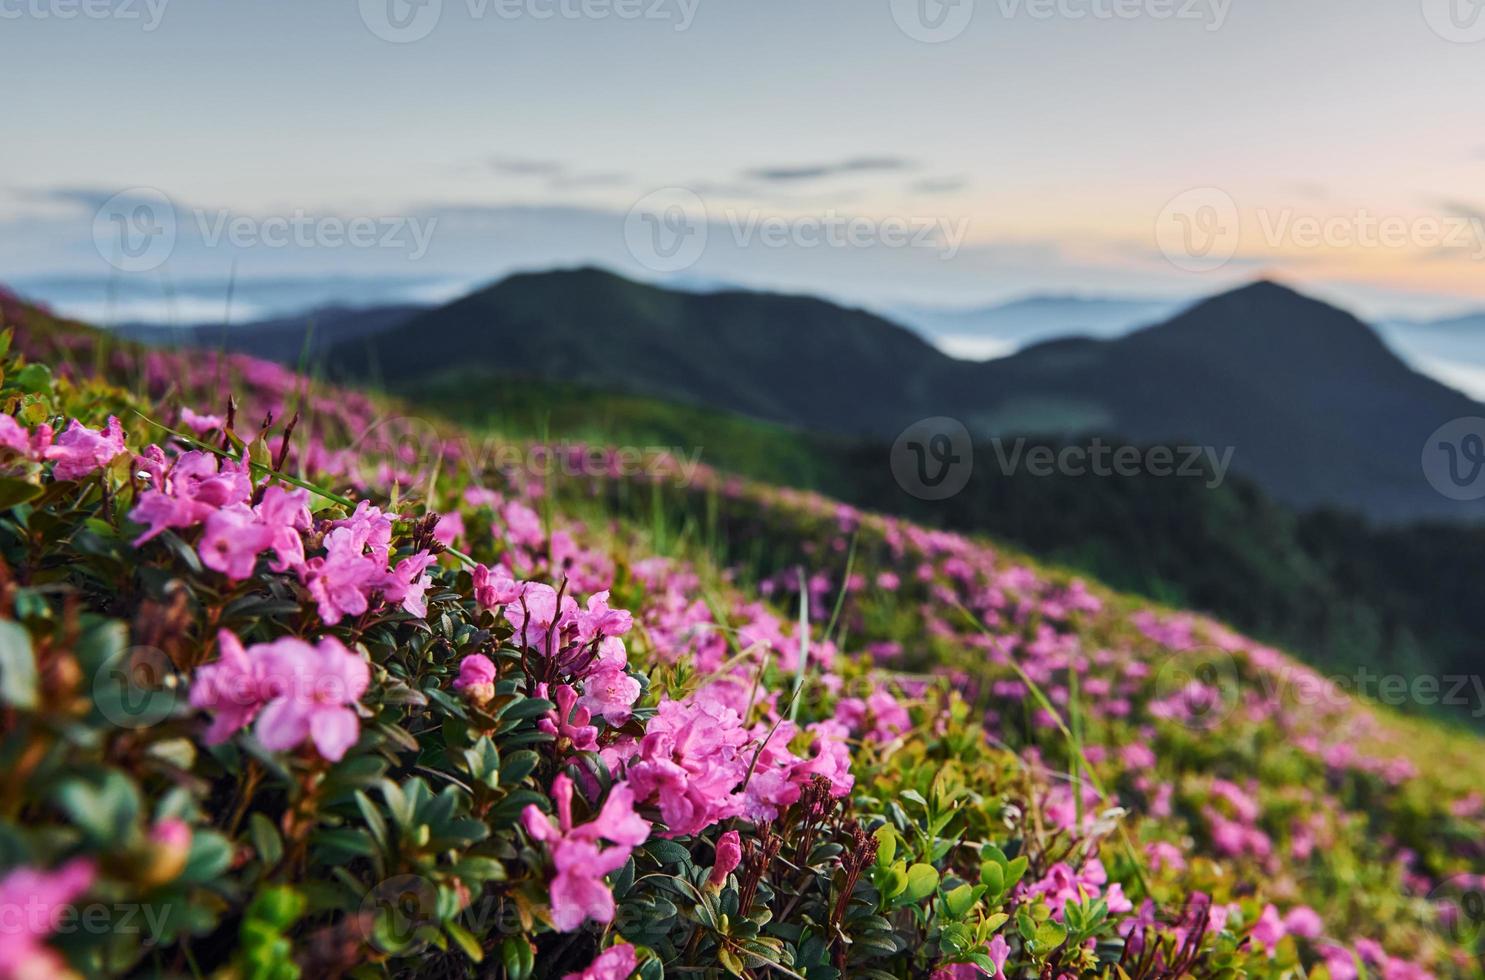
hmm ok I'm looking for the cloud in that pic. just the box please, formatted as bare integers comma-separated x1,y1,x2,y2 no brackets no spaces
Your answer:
489,157,566,177
488,158,631,190
1289,181,1329,202
910,177,969,195
741,156,914,183
1438,199,1485,224
548,172,631,189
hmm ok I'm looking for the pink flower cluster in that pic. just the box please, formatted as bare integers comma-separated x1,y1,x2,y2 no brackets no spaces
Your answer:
189,630,369,761
522,775,650,932
0,413,126,481
131,445,435,623
834,688,912,742
0,858,95,979
1025,857,1132,921
624,695,854,837
300,502,435,622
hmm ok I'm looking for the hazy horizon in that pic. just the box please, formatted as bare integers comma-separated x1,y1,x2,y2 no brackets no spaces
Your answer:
6,0,1485,322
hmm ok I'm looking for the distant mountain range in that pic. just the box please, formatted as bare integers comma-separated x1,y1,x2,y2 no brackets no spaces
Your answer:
24,266,1480,524
113,304,428,363
317,268,1482,523
888,295,1188,359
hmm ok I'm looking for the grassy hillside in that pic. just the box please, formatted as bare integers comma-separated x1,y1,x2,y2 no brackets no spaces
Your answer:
2,304,1482,977
400,374,1485,731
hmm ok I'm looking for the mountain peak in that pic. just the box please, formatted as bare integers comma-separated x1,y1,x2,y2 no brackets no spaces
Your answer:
1206,278,1319,309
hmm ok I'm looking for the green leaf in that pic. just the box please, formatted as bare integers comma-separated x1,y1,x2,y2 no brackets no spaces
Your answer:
1003,856,1029,891
445,920,484,963
180,830,233,884
0,619,37,710
979,861,1004,895
55,770,141,845
873,825,897,866
644,838,692,867
0,478,41,511
501,937,535,980
1033,920,1068,950
944,883,976,918
11,363,51,394
250,813,284,866
499,749,540,787
897,863,939,905
499,697,555,722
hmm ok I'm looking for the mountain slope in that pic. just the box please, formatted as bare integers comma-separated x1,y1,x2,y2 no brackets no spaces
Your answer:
956,281,1484,521
331,266,953,438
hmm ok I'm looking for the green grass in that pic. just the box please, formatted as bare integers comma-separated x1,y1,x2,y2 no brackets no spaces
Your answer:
394,369,852,493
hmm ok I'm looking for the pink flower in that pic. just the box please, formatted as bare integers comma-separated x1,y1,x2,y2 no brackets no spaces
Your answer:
190,630,272,744
792,720,854,797
1319,944,1359,980
143,818,193,885
523,775,651,849
298,525,383,624
581,783,652,848
253,637,369,761
192,631,368,761
987,935,1009,976
1250,903,1286,955
453,654,497,704
522,775,650,933
129,449,253,545
562,944,637,980
500,499,545,548
432,511,464,548
577,591,632,643
547,839,630,932
0,857,95,980
709,830,742,886
382,550,436,617
1283,905,1324,940
47,416,126,481
506,582,578,650
254,485,311,573
835,689,911,742
199,504,275,580
179,407,224,433
0,414,52,462
472,564,521,609
540,685,599,753
579,664,641,725
627,696,751,837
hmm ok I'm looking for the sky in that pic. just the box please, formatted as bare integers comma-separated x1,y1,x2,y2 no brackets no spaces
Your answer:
4,0,1485,322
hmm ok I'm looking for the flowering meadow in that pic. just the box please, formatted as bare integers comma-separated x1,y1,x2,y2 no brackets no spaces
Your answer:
0,304,1481,979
